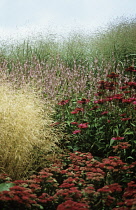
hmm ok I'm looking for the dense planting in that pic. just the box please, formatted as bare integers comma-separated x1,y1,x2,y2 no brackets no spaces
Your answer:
0,152,136,209
0,18,136,209
54,67,136,161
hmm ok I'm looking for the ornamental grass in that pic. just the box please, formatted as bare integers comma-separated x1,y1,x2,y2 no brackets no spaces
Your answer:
0,83,60,180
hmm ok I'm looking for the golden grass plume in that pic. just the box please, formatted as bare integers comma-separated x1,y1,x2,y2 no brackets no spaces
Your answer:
0,84,60,179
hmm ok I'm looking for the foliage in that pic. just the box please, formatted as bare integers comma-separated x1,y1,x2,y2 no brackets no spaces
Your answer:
54,67,136,161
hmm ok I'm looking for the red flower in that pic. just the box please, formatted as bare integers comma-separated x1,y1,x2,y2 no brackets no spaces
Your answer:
101,111,108,115
120,113,126,117
124,91,131,94
120,86,129,90
77,98,90,104
113,142,131,151
94,99,106,104
70,122,78,125
125,66,136,72
78,123,88,128
90,106,99,110
122,99,132,103
126,82,136,88
95,91,105,96
111,137,124,140
121,118,131,121
57,200,89,210
113,95,124,100
58,99,69,105
71,110,79,114
132,101,136,105
71,107,84,114
107,72,119,78
72,130,81,134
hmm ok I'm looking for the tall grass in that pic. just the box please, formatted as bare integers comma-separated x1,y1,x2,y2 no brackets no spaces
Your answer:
0,83,60,180
0,18,135,102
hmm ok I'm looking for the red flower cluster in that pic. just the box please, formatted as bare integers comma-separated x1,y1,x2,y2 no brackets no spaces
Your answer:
58,99,69,105
125,66,136,72
98,80,118,91
113,142,131,151
0,185,38,208
0,152,135,209
107,72,119,78
77,98,90,104
71,107,84,114
98,183,122,193
101,156,126,171
57,200,89,210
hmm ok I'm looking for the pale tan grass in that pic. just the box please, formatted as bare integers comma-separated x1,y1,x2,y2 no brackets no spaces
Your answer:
0,83,60,179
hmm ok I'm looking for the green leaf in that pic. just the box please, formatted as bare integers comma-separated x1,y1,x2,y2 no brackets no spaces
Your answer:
127,156,134,160
125,131,134,135
0,183,15,192
110,139,115,146
130,123,136,127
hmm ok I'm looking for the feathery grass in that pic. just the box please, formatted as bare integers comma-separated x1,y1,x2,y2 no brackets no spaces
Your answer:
0,83,60,179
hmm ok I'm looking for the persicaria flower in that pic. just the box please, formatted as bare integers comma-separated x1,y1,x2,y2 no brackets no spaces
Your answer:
71,110,79,114
72,130,81,134
120,86,129,90
90,106,99,110
132,101,136,105
113,94,124,100
77,98,90,104
94,99,106,104
75,107,84,111
107,72,119,78
125,82,136,88
58,99,69,105
71,107,84,114
122,99,132,103
97,80,108,89
125,66,136,72
124,91,131,94
78,123,88,128
121,118,131,121
101,111,108,115
70,122,78,125
111,137,124,140
120,113,126,117
95,91,105,96
106,97,113,102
